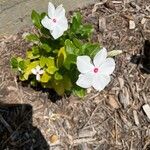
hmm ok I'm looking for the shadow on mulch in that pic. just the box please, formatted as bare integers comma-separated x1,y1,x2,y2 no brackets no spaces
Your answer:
20,78,63,103
0,103,49,150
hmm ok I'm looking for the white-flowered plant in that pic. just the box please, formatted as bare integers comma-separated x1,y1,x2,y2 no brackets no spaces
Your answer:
41,2,68,39
31,66,44,81
11,2,120,98
76,48,115,91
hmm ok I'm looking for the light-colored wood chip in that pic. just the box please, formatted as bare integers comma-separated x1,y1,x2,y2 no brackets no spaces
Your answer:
118,87,130,108
129,20,136,29
141,18,147,25
118,77,124,89
99,17,106,32
133,110,140,126
49,134,59,143
142,104,150,120
107,95,120,109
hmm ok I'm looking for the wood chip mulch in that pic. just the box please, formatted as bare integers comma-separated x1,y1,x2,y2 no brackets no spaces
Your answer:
0,0,150,149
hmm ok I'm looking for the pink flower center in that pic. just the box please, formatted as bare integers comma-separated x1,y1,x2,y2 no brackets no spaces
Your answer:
93,67,99,73
52,18,57,23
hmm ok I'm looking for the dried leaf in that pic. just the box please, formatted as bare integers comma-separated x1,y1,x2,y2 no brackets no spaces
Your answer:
108,50,123,57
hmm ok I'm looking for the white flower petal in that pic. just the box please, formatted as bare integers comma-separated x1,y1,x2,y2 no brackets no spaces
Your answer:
31,68,37,75
93,47,107,67
77,56,93,74
36,74,40,81
36,65,41,72
55,4,65,18
76,73,93,88
100,58,115,75
39,70,44,75
92,74,110,91
51,25,64,39
57,16,68,31
48,2,55,18
41,16,52,31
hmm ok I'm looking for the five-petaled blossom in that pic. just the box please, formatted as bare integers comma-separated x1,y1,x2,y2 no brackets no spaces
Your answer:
31,66,44,81
41,2,68,39
76,48,115,91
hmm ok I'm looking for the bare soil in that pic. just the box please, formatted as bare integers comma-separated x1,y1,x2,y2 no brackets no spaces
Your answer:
0,0,150,149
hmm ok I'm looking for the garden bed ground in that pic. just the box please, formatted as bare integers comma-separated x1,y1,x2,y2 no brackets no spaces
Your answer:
0,0,150,149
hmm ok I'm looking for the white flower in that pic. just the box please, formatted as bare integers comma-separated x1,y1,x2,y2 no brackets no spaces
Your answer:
76,48,115,91
31,65,44,81
41,2,68,39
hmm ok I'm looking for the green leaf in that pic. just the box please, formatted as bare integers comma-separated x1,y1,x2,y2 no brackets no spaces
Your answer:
10,57,18,69
46,57,55,67
25,34,39,42
26,46,40,60
18,61,26,70
23,61,39,80
63,75,72,91
82,43,100,57
54,72,63,80
80,25,94,37
40,56,47,67
73,12,82,24
65,39,79,55
73,86,86,98
51,80,65,95
46,66,58,74
31,10,42,29
41,12,46,19
41,72,51,83
19,74,26,81
64,54,76,70
73,38,82,49
40,43,51,52
57,47,66,67
71,12,82,31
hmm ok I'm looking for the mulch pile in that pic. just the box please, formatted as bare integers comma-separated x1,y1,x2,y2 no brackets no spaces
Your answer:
0,0,150,149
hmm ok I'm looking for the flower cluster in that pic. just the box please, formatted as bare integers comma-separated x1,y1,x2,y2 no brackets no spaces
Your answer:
11,2,119,97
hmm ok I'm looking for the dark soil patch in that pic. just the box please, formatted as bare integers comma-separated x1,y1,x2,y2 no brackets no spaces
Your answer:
0,0,150,149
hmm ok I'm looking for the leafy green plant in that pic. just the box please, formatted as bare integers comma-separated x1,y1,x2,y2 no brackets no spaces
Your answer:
11,2,120,98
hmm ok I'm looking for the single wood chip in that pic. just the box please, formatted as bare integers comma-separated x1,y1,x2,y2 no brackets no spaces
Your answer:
118,77,124,89
107,95,120,109
99,17,106,32
129,20,136,29
133,110,140,126
49,134,59,143
141,18,147,25
142,104,150,120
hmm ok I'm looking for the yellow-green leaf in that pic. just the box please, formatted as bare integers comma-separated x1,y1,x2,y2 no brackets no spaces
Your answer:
23,61,39,80
46,57,55,67
51,80,65,95
57,47,66,67
46,66,58,74
63,75,72,91
54,72,63,80
40,56,47,67
41,72,51,83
